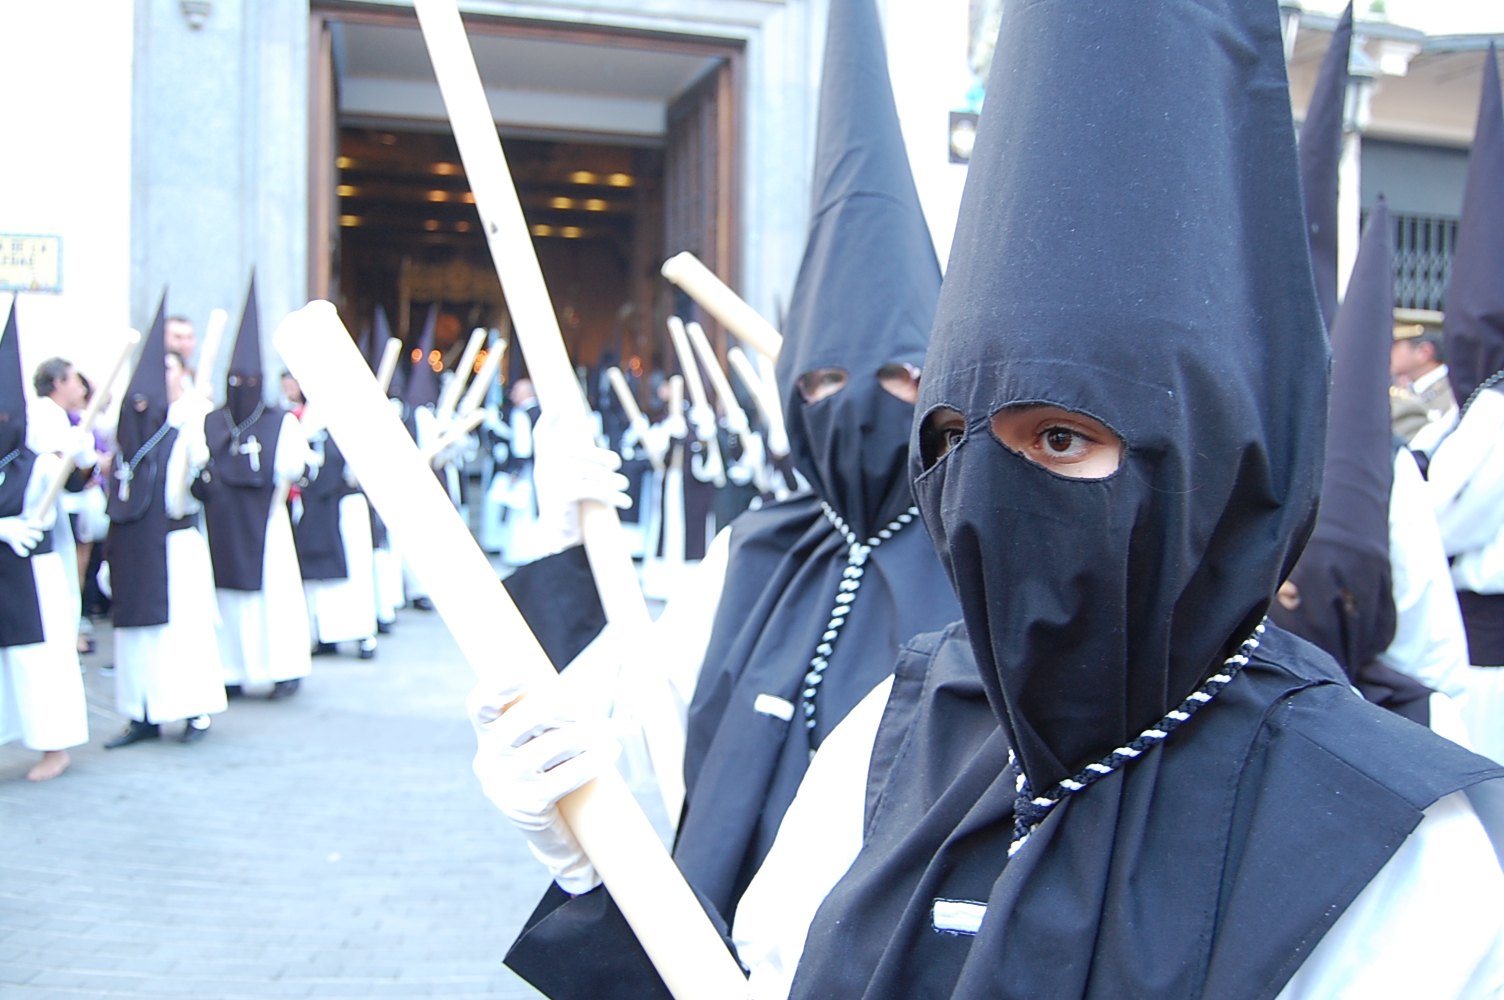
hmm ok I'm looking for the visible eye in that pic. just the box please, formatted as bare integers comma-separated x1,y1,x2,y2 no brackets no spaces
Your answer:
990,405,1123,479
798,367,848,404
877,363,921,403
920,406,966,469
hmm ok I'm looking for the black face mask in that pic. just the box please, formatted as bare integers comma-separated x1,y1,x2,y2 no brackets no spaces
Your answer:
227,373,263,424
790,379,915,538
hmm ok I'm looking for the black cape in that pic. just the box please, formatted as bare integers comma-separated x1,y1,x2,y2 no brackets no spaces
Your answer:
0,302,45,648
293,429,350,581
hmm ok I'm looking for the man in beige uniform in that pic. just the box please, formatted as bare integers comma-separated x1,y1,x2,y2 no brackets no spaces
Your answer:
1391,322,1455,444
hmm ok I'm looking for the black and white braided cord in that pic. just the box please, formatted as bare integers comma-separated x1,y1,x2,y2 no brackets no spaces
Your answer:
802,502,920,745
0,448,19,475
1460,369,1504,419
1009,619,1268,856
223,401,267,446
123,421,174,478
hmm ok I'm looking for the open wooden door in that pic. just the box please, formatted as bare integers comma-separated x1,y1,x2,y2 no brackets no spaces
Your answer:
664,60,738,365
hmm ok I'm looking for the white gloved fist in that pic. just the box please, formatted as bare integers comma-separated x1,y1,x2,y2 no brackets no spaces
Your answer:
531,408,633,552
469,682,620,895
66,427,98,469
0,517,44,557
689,404,718,442
663,410,689,441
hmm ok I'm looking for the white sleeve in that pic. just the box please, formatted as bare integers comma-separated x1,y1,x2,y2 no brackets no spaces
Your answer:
22,454,62,529
1275,791,1504,1000
512,410,534,460
733,674,895,1000
1379,450,1472,701
273,412,311,483
651,526,733,723
1429,391,1504,557
25,398,73,455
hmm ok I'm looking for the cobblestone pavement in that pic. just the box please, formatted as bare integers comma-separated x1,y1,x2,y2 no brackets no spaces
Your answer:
0,605,550,999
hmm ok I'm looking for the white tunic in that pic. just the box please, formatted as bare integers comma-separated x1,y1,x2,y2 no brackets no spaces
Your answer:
304,492,377,644
1429,389,1504,762
0,455,89,752
112,396,227,724
732,679,1504,1000
216,412,312,685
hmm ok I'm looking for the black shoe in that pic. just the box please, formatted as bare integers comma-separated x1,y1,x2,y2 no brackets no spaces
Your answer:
411,596,434,611
358,638,377,660
104,720,161,749
312,641,338,656
224,684,244,699
377,620,393,635
268,678,302,700
179,716,211,744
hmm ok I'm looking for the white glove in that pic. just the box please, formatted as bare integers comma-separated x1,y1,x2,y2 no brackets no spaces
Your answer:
0,517,43,558
531,407,633,554
689,404,719,442
642,422,672,463
97,561,112,599
663,409,689,441
469,682,620,895
65,427,98,469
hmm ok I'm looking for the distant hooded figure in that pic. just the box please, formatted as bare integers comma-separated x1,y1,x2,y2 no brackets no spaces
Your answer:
397,303,441,608
0,300,88,780
1429,44,1504,764
478,0,960,964
476,2,1504,999
1271,198,1472,734
367,303,404,628
198,278,313,698
105,294,226,747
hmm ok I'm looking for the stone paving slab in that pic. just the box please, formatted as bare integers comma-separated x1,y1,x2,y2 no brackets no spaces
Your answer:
0,605,548,999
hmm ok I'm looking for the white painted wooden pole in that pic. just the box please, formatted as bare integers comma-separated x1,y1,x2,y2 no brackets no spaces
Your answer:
661,252,782,362
195,308,228,401
375,337,404,395
727,347,789,458
275,302,749,1000
607,366,661,474
686,322,750,434
666,317,724,487
437,327,486,422
423,408,486,465
457,333,507,419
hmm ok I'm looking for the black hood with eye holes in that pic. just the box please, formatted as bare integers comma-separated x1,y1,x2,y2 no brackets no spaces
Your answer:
911,0,1328,793
774,0,940,539
227,275,266,424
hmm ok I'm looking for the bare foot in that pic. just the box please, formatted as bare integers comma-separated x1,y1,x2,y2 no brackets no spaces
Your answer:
27,750,71,782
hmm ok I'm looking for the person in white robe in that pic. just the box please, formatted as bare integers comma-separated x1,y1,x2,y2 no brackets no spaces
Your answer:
1429,385,1504,763
109,357,227,743
214,408,313,695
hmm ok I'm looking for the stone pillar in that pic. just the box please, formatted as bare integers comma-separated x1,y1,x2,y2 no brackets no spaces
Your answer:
132,0,308,387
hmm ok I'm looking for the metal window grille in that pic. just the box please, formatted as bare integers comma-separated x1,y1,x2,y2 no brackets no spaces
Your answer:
1391,213,1458,312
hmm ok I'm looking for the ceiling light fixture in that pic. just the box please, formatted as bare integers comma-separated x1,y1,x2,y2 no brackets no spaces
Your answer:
336,156,354,169
337,185,357,197
424,219,440,231
433,162,460,175
428,190,449,202
607,173,633,187
561,226,583,239
531,224,554,237
584,199,607,212
339,215,361,227
550,196,573,210
570,171,597,185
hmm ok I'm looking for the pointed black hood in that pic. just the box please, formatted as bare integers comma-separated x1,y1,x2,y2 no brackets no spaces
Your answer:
774,0,941,538
227,276,265,423
1271,198,1403,677
1444,45,1504,408
0,300,24,456
404,304,441,411
911,0,1328,793
1298,2,1352,331
119,294,172,459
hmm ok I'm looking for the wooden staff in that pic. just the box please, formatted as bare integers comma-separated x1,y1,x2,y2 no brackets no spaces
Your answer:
195,308,228,400
414,0,695,946
457,333,506,419
26,330,140,522
686,322,767,489
666,317,724,488
727,346,790,458
661,251,783,362
423,408,485,465
273,302,748,1000
375,337,404,395
607,366,662,474
436,327,486,422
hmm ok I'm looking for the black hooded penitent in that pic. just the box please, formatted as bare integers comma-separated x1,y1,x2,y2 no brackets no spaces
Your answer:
201,277,288,591
1270,197,1432,723
1444,44,1504,408
787,2,1504,1000
1298,2,1351,331
106,296,179,628
0,299,47,648
404,304,442,415
669,0,959,921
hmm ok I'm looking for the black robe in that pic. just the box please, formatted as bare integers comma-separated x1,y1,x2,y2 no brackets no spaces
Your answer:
0,449,48,647
200,406,286,591
106,429,179,628
293,431,349,581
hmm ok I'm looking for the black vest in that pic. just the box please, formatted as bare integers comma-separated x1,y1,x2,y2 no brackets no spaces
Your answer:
201,406,286,591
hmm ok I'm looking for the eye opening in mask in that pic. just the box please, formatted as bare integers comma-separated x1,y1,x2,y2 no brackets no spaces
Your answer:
876,362,921,403
1277,579,1301,611
797,367,848,404
989,404,1124,480
919,405,967,470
